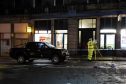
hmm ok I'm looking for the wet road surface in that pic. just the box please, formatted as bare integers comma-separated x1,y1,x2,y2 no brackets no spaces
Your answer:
0,59,126,84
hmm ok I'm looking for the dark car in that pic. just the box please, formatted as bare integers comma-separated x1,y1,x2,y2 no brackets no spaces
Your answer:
9,42,69,64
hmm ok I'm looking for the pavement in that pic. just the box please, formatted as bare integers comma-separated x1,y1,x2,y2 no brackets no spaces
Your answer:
0,56,125,67
1,56,126,84
0,56,16,64
0,56,126,69
1,55,126,64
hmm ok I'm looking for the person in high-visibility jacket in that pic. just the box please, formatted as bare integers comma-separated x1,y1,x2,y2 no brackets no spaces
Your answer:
87,38,94,61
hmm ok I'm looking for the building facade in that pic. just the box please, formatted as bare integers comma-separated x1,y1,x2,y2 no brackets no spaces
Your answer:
0,0,126,57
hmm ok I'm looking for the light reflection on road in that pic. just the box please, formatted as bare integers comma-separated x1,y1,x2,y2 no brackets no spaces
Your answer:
33,59,53,66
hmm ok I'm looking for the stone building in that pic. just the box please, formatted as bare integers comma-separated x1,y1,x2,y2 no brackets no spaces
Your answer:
0,0,126,58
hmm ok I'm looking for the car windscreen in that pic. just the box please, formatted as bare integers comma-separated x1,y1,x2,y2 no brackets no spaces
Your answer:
45,42,55,48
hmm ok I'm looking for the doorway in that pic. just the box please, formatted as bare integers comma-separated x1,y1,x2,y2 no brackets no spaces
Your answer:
0,39,11,56
55,33,67,49
79,29,96,49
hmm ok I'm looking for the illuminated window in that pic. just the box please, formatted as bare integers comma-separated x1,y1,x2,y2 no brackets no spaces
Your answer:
100,29,116,33
34,34,51,43
55,30,67,33
34,30,51,43
100,34,115,49
14,23,28,33
100,34,104,49
121,29,126,49
106,34,115,49
79,19,96,28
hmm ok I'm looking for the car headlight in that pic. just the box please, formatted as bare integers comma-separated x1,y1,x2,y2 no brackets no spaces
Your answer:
62,49,69,56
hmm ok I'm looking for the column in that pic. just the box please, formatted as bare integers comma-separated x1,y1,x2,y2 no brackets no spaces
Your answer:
68,18,78,57
11,23,14,48
96,17,100,48
28,20,34,41
116,16,121,49
51,19,54,45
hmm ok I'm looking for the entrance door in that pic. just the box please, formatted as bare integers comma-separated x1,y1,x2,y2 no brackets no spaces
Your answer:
0,39,11,56
55,33,67,49
79,29,96,49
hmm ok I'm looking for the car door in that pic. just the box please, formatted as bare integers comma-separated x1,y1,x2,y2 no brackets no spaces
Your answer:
40,43,53,58
26,42,41,58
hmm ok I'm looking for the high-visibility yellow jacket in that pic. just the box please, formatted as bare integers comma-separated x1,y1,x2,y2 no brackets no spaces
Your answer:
87,40,94,49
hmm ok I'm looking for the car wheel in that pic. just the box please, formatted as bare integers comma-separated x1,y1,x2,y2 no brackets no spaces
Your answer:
51,55,60,64
17,56,25,64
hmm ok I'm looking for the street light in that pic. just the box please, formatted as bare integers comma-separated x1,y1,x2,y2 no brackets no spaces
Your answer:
27,26,32,41
27,26,32,33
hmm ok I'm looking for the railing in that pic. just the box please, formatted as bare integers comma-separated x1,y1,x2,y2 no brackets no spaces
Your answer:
68,49,126,57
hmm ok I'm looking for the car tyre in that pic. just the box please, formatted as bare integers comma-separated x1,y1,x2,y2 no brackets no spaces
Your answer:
17,56,25,64
51,55,60,64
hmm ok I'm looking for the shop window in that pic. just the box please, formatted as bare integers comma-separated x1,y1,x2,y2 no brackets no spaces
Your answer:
100,29,116,33
34,30,51,43
106,34,115,49
100,29,116,49
54,30,68,49
100,34,115,49
121,29,126,49
100,34,104,49
55,30,67,33
14,23,28,33
79,19,96,28
55,33,67,49
0,24,11,33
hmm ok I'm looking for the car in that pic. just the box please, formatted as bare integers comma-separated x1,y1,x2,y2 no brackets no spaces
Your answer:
9,42,69,64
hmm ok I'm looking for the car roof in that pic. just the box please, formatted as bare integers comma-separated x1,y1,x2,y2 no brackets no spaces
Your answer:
28,42,45,44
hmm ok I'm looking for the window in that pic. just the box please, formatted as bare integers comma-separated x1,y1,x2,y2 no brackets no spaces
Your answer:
121,17,126,28
121,29,126,49
38,43,44,48
35,20,51,30
100,34,115,49
54,19,68,30
79,19,96,28
100,18,117,29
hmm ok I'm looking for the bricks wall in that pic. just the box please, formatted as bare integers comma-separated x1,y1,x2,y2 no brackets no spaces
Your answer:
68,18,78,57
